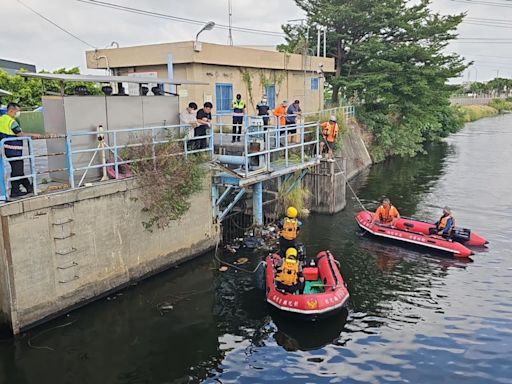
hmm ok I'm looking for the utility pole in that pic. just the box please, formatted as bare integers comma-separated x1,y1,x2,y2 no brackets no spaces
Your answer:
228,0,233,46
323,27,326,57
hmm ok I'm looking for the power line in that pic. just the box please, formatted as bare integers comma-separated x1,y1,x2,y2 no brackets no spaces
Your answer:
16,0,96,49
76,0,285,37
450,0,512,8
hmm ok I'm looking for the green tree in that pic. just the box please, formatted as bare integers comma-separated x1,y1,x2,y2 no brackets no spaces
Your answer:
0,67,101,108
281,0,467,160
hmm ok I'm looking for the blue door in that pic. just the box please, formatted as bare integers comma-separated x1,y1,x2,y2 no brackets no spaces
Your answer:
265,85,276,109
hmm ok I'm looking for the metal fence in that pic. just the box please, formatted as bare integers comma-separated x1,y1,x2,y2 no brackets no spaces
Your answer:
0,106,354,201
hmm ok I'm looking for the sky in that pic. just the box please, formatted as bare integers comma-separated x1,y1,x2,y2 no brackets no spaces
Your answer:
1,0,512,83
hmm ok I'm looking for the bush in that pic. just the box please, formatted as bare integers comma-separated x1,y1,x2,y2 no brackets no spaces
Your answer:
458,105,498,122
489,98,512,112
126,136,206,230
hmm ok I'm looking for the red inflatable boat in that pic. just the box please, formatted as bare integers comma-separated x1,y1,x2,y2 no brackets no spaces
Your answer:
355,210,488,258
265,250,349,319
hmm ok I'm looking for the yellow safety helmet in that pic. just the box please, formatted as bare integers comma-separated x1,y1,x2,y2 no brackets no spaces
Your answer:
286,206,298,218
285,247,298,259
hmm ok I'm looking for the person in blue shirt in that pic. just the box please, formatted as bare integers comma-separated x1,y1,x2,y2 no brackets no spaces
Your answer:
429,206,455,237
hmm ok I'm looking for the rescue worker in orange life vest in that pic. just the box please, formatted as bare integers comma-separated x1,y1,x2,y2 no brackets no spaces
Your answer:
429,206,455,237
371,198,400,226
275,247,305,294
278,206,302,257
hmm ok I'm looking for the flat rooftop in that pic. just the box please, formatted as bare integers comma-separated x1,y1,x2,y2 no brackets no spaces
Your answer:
86,41,335,72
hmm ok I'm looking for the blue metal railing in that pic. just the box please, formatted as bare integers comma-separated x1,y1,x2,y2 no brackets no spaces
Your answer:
0,137,37,200
0,106,354,201
65,124,213,188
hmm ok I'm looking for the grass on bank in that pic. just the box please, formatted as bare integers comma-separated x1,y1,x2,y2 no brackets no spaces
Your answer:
457,105,498,122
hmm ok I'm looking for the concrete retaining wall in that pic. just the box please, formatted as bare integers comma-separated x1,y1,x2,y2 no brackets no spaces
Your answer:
0,178,219,334
342,121,373,179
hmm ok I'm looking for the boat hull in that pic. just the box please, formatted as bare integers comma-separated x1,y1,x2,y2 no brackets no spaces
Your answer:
355,211,488,258
265,251,350,320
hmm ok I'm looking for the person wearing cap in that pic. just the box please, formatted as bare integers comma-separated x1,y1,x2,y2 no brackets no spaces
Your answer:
0,102,43,198
371,198,400,226
319,115,339,161
256,95,271,126
429,207,455,237
273,100,288,130
232,93,246,143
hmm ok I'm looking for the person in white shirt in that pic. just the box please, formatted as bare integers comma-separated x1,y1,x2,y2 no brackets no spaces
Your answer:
179,102,198,139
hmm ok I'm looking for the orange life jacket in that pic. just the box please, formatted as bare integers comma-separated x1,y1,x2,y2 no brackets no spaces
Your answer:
321,121,339,142
438,214,455,234
280,217,298,240
275,257,299,286
375,205,399,223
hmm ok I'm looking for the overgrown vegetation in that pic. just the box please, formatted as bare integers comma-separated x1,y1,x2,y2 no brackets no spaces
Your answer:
488,98,512,112
456,105,498,122
277,173,311,217
126,137,206,230
0,67,101,107
280,0,468,162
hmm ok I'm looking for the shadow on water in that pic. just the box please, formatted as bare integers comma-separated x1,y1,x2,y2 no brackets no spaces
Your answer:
271,308,349,352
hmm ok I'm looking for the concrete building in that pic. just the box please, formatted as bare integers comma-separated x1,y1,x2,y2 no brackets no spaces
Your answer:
86,41,334,114
0,59,36,75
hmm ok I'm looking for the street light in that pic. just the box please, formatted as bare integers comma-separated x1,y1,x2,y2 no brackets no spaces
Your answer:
194,21,215,52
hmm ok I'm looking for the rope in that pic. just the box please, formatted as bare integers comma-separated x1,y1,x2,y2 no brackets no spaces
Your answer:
323,140,369,212
213,238,266,274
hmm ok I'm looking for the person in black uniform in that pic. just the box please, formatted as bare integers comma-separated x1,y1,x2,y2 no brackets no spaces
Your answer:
256,95,270,126
195,102,212,150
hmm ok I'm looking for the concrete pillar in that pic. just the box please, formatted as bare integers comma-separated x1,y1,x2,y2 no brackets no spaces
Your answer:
252,182,263,226
305,157,347,214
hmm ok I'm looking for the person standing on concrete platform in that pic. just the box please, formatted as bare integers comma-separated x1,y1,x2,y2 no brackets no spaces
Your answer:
179,102,198,140
0,102,42,198
232,94,246,143
286,99,302,144
195,102,212,150
277,206,302,257
319,115,339,161
256,95,270,127
273,100,288,133
371,198,400,226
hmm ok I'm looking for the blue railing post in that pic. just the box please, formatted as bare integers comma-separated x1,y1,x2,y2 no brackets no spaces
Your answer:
0,143,6,200
244,130,249,177
209,125,214,159
27,137,38,196
65,134,75,189
113,131,119,179
252,181,263,226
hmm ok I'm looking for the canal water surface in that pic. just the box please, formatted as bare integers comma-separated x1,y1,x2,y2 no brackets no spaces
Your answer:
1,115,511,383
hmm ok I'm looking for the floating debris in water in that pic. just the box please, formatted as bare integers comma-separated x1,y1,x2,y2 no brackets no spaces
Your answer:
219,266,229,272
234,257,248,265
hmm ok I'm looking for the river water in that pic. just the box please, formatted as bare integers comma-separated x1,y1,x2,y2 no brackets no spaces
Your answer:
1,115,511,383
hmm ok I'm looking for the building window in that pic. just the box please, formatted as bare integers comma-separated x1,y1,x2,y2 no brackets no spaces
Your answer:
215,83,233,113
311,77,319,91
265,85,276,109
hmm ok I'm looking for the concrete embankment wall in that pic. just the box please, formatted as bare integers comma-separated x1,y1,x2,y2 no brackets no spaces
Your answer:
305,120,372,214
0,178,219,334
342,120,373,180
